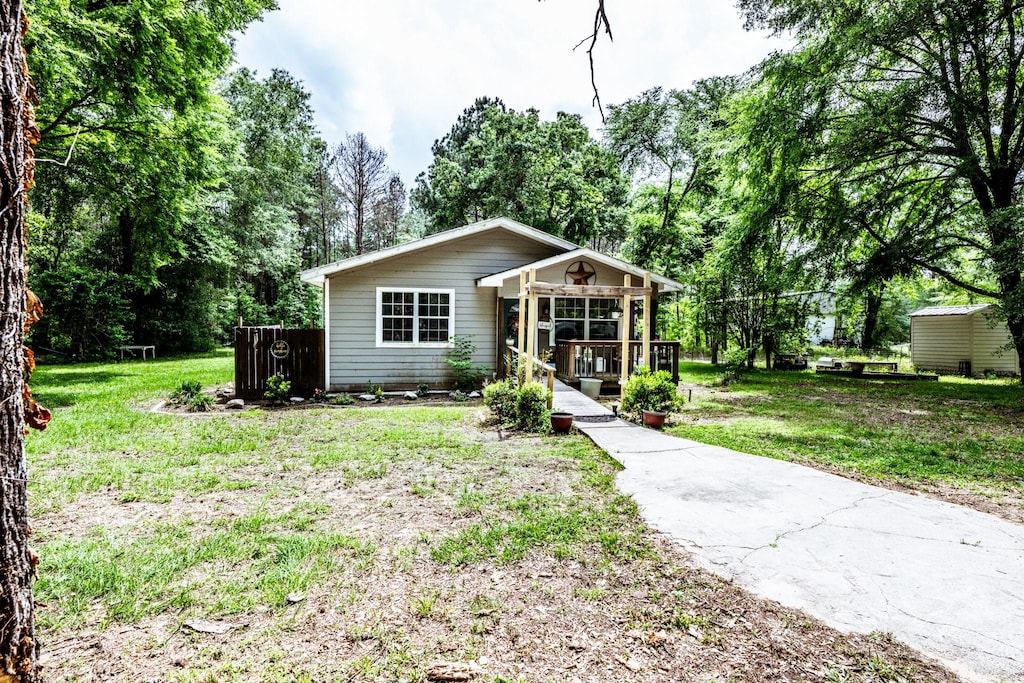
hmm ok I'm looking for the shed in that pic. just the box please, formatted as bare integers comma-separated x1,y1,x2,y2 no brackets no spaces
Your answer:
909,304,1020,376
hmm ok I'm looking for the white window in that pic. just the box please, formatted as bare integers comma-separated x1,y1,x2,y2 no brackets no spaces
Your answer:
376,288,454,347
553,297,621,342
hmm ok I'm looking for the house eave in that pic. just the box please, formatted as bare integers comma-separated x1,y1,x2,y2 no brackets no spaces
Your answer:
476,247,685,293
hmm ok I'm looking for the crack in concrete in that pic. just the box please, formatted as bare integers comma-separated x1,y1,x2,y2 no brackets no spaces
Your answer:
739,491,891,563
891,605,1022,663
825,521,1023,548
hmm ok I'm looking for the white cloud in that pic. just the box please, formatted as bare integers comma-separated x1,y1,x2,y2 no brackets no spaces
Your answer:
234,1,791,184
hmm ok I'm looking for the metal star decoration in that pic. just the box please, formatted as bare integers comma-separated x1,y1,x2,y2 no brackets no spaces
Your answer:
565,261,596,285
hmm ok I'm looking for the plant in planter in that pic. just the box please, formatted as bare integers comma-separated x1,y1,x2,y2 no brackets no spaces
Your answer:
620,367,682,429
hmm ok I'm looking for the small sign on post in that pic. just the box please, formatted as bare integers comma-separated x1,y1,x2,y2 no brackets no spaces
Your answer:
270,339,290,359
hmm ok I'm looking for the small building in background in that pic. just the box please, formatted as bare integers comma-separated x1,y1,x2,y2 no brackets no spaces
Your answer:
909,304,1020,376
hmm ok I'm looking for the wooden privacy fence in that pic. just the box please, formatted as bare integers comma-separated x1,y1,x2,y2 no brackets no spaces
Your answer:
234,327,325,400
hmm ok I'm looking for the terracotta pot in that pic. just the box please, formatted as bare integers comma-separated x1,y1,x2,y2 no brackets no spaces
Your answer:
550,412,574,434
641,409,667,429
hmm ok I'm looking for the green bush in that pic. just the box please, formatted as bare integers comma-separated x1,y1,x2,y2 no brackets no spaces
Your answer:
186,393,214,412
621,366,681,414
483,379,518,423
169,380,203,404
483,379,550,432
514,382,550,432
332,394,355,406
447,335,490,391
264,373,291,405
722,347,751,383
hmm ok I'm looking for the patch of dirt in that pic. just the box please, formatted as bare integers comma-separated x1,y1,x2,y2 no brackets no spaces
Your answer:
35,413,962,682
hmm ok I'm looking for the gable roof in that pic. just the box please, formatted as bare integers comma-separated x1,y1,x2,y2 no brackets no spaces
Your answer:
476,247,685,293
909,304,994,317
298,217,578,286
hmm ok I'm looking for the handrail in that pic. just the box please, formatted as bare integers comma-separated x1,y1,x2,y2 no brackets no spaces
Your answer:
504,345,555,409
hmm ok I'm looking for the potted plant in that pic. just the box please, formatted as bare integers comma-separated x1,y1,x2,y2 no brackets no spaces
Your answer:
620,367,681,429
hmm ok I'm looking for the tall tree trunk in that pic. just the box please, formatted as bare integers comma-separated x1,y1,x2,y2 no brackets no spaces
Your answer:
860,285,884,353
1,1,39,679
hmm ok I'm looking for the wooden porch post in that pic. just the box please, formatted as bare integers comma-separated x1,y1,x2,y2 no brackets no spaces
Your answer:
642,272,652,373
517,270,526,377
620,274,632,399
525,268,537,382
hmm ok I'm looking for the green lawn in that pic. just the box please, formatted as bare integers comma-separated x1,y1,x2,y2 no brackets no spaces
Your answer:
673,362,1024,510
22,351,955,682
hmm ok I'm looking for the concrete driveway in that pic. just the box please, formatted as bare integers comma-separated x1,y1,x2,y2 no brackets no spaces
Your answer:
553,382,1024,682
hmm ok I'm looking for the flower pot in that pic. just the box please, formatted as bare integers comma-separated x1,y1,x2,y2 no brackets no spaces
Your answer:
579,377,603,399
550,412,574,434
641,409,667,429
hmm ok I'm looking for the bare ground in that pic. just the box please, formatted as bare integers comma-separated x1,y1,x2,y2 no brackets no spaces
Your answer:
35,406,961,682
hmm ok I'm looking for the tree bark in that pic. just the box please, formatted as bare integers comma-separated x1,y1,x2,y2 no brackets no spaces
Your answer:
1,1,39,679
860,285,883,353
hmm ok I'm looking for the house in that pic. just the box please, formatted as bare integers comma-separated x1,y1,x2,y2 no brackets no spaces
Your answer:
909,304,1020,376
298,217,685,391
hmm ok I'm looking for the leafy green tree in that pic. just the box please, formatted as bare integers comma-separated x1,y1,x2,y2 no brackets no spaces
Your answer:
412,97,628,244
736,0,1024,377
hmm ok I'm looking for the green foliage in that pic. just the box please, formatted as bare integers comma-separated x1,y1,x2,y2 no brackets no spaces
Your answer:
722,348,752,383
446,335,489,391
169,380,203,404
514,382,551,433
621,367,681,415
483,379,518,424
415,383,430,397
331,394,355,406
484,379,550,433
412,97,628,244
264,373,291,405
186,393,214,413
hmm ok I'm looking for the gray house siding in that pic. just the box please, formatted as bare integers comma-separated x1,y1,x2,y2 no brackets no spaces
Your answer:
325,229,562,390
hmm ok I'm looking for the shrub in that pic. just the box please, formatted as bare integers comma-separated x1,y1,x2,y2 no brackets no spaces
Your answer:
484,379,550,433
310,388,328,404
722,347,751,383
416,383,431,397
447,335,490,391
621,367,681,414
484,379,518,423
186,393,214,412
332,394,355,406
169,380,203,404
264,373,291,405
514,382,550,433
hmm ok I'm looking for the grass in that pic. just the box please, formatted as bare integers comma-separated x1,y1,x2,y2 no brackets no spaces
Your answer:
25,351,962,681
673,361,1024,501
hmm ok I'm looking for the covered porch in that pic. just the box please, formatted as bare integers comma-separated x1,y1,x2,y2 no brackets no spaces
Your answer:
478,248,685,397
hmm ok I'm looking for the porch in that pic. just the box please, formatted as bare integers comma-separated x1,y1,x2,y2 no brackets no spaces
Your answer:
553,340,680,386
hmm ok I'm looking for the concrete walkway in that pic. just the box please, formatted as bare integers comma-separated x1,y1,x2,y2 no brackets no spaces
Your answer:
552,380,1024,682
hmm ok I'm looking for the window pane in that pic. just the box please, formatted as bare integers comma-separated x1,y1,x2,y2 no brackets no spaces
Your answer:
589,320,618,340
555,298,586,319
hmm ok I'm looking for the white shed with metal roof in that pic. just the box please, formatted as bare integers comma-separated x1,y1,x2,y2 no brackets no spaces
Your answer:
909,304,1020,376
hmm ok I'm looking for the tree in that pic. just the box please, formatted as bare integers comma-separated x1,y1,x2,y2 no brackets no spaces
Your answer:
412,98,628,244
330,132,401,256
736,0,1024,377
1,1,43,678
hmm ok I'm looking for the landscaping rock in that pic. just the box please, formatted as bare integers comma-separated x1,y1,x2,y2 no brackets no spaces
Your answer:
359,394,376,401
403,391,418,400
468,391,481,398
225,399,244,409
290,396,305,403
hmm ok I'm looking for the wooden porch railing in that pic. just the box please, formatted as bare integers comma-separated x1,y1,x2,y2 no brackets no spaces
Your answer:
553,340,680,384
503,345,556,409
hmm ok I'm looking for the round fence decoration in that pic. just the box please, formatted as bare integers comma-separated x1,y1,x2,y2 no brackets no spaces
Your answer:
565,260,596,285
270,339,290,359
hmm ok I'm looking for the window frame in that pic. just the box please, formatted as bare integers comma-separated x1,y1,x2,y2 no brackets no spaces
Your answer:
375,287,456,348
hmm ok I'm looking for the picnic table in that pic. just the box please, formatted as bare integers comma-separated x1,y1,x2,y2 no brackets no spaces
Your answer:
118,345,155,361
845,360,897,374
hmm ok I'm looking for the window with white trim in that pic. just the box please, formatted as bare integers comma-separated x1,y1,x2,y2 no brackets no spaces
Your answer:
377,288,454,346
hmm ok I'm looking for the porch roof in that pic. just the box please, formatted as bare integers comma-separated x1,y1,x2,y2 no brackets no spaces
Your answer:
476,248,685,293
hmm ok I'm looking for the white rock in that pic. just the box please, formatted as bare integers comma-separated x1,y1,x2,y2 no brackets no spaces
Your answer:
468,391,481,398
403,391,418,400
225,399,245,409
290,396,305,403
359,394,377,401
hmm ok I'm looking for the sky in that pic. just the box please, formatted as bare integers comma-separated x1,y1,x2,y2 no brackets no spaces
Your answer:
233,1,792,185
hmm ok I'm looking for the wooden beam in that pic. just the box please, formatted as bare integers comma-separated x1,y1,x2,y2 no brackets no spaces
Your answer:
516,270,526,376
642,272,651,373
525,283,652,297
525,268,537,382
620,274,632,400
